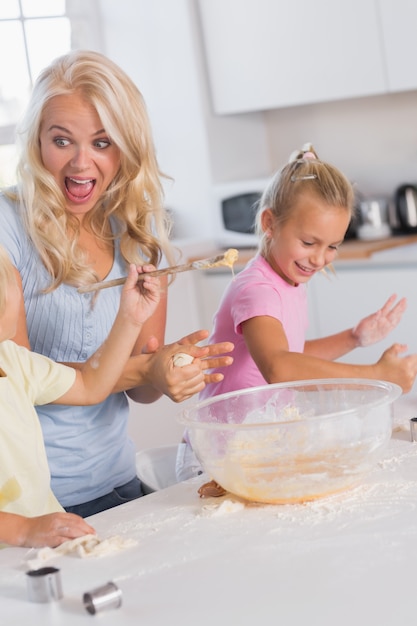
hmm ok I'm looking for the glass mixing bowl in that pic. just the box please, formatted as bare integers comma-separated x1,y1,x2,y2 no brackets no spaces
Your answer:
179,379,401,504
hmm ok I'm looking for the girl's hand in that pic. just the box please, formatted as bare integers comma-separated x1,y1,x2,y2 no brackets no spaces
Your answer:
376,343,417,393
352,295,407,347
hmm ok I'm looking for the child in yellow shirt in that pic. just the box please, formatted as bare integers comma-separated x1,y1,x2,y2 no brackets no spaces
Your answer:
0,244,160,548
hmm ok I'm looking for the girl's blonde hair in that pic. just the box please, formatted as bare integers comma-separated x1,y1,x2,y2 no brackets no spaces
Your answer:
7,49,175,290
0,245,16,316
255,143,355,255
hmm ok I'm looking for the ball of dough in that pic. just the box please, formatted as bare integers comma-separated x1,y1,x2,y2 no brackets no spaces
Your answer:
172,352,194,367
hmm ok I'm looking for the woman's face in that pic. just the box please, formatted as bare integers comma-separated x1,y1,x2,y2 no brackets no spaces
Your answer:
262,192,350,286
39,92,121,219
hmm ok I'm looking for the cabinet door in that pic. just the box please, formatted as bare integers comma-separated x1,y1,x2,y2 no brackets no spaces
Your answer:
198,0,386,114
128,272,202,451
379,0,417,92
193,271,234,333
308,266,417,367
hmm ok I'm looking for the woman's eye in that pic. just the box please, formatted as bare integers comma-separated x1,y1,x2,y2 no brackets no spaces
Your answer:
329,245,339,251
302,241,313,247
94,139,111,149
54,137,70,147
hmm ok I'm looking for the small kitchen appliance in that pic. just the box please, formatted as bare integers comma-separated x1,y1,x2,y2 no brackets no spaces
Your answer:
357,198,392,240
211,177,271,248
394,184,417,233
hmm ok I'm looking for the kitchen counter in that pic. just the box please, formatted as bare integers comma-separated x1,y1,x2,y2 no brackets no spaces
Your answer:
1,396,417,625
186,234,417,269
337,233,417,259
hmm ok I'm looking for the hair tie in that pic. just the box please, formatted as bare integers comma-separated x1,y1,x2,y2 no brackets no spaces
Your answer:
302,151,316,160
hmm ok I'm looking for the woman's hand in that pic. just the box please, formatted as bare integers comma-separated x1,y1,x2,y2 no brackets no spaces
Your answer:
352,295,407,347
176,329,234,383
127,330,234,403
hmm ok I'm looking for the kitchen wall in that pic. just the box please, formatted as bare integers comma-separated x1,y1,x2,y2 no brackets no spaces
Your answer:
265,90,417,200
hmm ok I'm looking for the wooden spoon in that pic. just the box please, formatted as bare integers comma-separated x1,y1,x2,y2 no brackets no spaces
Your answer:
77,248,239,293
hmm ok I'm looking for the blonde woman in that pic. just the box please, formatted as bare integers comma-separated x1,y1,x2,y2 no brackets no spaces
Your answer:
0,50,233,517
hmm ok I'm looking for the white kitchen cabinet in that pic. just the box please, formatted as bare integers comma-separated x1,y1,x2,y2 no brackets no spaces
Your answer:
128,271,202,450
197,0,416,114
379,0,417,93
192,269,235,334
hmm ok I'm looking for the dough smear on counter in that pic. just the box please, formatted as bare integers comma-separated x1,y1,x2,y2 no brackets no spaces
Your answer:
25,534,137,569
198,480,227,498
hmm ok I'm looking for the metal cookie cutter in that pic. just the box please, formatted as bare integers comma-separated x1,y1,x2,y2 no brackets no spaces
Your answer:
83,581,122,615
26,566,63,603
410,417,417,442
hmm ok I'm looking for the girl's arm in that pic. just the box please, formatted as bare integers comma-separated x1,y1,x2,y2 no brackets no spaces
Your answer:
242,315,417,392
0,511,95,548
304,329,358,360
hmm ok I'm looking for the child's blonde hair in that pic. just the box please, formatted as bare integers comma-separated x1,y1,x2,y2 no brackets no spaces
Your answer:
255,143,355,254
0,245,16,315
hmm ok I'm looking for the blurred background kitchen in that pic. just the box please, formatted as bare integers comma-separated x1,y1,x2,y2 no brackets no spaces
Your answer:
3,0,417,447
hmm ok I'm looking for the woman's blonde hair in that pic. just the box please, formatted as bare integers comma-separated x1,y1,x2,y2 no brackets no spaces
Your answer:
0,245,16,316
255,143,355,255
7,49,175,289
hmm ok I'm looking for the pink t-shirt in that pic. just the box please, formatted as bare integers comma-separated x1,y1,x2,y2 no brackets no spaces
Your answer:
200,254,308,400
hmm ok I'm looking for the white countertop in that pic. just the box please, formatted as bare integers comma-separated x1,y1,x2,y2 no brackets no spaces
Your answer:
2,395,417,625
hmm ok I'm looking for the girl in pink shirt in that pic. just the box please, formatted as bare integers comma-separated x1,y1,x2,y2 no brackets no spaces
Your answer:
176,144,417,480
201,144,417,398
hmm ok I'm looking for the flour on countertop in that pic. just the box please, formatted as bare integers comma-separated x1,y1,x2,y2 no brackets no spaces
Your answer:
20,440,417,571
195,439,417,530
200,499,245,517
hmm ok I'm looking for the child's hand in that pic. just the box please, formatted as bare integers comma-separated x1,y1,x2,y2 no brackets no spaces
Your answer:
121,264,161,326
18,512,95,548
352,295,407,347
376,343,417,393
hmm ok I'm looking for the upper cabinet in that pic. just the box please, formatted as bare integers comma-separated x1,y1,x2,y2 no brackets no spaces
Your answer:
379,0,417,93
197,0,417,115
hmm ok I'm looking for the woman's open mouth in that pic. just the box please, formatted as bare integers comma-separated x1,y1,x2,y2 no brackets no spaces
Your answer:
64,177,96,203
